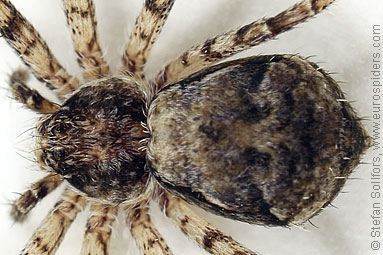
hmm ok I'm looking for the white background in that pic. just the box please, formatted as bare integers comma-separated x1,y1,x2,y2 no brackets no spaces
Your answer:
0,0,382,254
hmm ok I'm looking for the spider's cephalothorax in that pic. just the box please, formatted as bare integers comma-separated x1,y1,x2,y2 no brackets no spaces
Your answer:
36,77,151,204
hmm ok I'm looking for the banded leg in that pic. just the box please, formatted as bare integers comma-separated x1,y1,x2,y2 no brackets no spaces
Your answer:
11,174,62,222
154,0,335,87
126,201,173,255
63,0,110,80
81,204,118,255
9,69,58,114
121,0,175,77
158,191,257,255
22,189,87,255
0,0,80,98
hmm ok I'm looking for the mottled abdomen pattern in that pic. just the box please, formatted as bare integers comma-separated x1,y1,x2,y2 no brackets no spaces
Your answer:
148,55,369,226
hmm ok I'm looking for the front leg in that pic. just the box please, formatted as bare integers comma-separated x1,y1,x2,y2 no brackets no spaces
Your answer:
0,0,80,98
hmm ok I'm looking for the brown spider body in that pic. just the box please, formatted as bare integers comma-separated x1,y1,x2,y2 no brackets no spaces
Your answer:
0,0,371,254
35,54,369,227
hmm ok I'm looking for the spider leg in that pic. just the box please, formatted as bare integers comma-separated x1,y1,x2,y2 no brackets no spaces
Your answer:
63,0,110,81
22,188,87,255
158,191,257,255
0,0,80,99
80,203,118,255
154,0,335,87
120,0,175,77
11,173,62,222
125,201,173,255
9,69,58,114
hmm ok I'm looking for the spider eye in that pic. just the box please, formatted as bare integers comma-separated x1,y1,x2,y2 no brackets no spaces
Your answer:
73,115,86,122
51,123,66,135
53,149,65,160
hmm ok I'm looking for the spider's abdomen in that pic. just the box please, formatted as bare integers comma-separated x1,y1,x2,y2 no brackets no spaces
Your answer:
36,77,150,203
147,55,370,226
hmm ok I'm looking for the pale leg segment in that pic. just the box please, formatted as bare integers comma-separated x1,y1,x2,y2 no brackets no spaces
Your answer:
121,0,175,78
125,201,173,255
158,191,258,255
154,0,335,88
21,189,87,255
80,203,118,255
63,0,110,81
0,0,80,98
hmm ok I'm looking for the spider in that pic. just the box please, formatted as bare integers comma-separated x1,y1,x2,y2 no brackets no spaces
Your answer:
0,0,374,254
